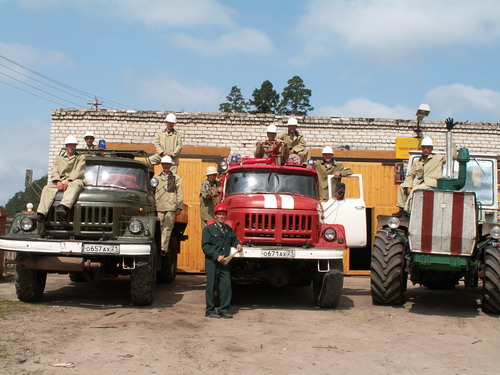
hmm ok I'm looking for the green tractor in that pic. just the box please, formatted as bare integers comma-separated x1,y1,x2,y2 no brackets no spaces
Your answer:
370,119,500,313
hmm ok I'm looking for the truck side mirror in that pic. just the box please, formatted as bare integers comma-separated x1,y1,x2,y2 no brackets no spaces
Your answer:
333,183,345,201
395,162,405,184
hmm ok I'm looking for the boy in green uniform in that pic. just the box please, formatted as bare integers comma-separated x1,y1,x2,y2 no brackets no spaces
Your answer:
202,204,242,318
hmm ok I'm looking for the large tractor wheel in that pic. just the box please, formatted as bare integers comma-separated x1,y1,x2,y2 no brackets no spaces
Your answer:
313,259,343,308
482,246,500,314
15,254,47,302
157,236,179,284
370,230,407,305
131,256,155,306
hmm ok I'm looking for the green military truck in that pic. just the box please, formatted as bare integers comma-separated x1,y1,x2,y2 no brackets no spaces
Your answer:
0,150,187,305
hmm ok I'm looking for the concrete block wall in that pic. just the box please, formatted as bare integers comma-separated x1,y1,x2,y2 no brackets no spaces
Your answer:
49,109,500,171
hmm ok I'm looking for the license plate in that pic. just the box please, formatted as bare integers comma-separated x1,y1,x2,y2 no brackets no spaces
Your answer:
261,250,295,258
82,244,119,254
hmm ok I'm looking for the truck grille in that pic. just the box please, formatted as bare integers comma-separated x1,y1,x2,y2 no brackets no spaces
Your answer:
244,213,313,240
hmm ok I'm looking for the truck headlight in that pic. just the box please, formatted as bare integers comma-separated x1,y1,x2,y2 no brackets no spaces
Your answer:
388,217,400,229
150,177,159,188
20,217,35,231
323,227,337,241
219,160,229,171
128,219,143,234
491,226,500,240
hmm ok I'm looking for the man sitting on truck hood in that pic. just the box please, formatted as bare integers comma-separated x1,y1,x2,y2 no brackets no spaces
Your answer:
33,135,86,223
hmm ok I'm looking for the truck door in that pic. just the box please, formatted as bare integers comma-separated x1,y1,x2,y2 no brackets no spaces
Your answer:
322,174,367,247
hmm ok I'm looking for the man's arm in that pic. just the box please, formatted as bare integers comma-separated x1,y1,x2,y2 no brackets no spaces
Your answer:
153,131,164,155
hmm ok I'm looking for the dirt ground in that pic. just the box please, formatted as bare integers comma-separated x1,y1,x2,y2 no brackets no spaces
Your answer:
0,272,498,375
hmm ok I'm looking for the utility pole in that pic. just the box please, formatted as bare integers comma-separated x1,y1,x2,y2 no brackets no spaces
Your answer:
88,96,102,110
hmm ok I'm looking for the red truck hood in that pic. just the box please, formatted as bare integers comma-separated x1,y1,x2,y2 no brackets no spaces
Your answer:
224,193,320,211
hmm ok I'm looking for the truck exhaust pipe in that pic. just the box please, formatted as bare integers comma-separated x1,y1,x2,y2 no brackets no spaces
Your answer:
20,256,102,272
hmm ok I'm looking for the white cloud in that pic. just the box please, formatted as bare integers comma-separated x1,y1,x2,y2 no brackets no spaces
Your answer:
0,42,73,66
425,83,500,120
127,73,222,111
0,118,50,206
293,0,500,64
318,97,412,119
19,0,236,28
172,28,275,56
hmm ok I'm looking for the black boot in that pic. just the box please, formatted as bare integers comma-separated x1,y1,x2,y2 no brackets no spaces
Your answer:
32,212,47,223
56,204,69,222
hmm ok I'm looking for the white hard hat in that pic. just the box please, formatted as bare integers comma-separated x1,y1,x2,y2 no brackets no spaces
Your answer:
161,155,173,164
287,117,298,126
322,146,334,154
266,124,278,133
205,166,218,175
83,131,95,138
165,113,177,123
420,137,434,147
64,135,78,145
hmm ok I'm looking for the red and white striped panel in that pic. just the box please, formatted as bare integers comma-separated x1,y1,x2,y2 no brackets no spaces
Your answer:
408,190,477,256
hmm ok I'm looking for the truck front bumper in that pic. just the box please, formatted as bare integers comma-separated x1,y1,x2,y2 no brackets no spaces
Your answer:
0,238,151,256
236,246,344,260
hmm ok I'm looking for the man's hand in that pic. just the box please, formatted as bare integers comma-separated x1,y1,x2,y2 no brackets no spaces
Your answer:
217,255,225,263
175,208,182,216
405,187,412,195
333,172,341,178
236,244,243,253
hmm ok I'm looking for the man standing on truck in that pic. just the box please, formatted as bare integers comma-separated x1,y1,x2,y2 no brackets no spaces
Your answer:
150,113,182,174
395,137,450,216
314,146,353,201
277,117,309,164
202,203,243,319
200,166,221,229
33,135,86,223
254,124,289,165
83,131,96,149
154,155,184,253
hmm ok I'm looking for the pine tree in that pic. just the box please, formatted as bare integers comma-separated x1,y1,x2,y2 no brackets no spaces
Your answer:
219,86,249,113
279,76,314,116
5,175,47,216
249,80,280,114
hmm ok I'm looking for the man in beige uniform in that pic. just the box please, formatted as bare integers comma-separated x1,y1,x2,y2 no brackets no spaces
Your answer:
34,135,86,223
199,166,221,229
83,131,96,149
150,113,182,174
154,155,184,253
254,124,289,165
276,117,309,163
395,137,450,215
314,146,353,201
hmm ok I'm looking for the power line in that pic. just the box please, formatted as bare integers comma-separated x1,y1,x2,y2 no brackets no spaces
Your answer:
0,78,73,107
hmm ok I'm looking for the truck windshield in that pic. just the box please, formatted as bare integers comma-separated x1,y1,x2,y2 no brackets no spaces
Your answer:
84,165,147,191
225,171,317,198
460,159,496,206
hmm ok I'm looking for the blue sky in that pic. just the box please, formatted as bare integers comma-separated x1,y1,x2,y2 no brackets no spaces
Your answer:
1,0,500,206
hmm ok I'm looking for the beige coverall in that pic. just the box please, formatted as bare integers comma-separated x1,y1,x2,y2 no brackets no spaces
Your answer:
199,179,221,229
149,130,182,174
314,159,353,202
37,153,86,215
254,141,289,166
154,171,184,252
276,131,309,163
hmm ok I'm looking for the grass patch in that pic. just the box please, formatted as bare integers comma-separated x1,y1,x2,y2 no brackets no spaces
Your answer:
0,299,37,319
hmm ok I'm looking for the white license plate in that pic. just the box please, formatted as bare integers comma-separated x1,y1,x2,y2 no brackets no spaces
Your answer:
83,244,119,254
261,250,295,258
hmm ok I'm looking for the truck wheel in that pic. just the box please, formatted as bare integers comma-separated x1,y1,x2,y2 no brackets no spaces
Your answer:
15,255,47,302
313,260,343,308
130,256,155,306
370,230,407,305
482,246,500,314
157,236,179,284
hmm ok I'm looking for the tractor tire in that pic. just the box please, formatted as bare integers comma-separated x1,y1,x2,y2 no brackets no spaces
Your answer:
15,255,47,302
422,271,460,290
130,256,155,306
313,260,343,308
482,246,500,314
157,236,179,284
370,230,407,305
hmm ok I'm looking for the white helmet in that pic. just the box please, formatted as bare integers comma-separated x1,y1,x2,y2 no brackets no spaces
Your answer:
420,137,434,147
64,135,78,145
161,155,173,164
83,131,95,138
165,113,177,123
287,117,298,126
266,124,278,133
205,166,218,175
322,146,334,154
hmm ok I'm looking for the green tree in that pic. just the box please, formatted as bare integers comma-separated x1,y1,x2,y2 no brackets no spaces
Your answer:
249,80,280,114
5,175,47,217
279,76,314,116
219,86,249,113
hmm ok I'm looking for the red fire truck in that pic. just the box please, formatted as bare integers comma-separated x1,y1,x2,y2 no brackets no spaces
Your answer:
216,143,365,308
